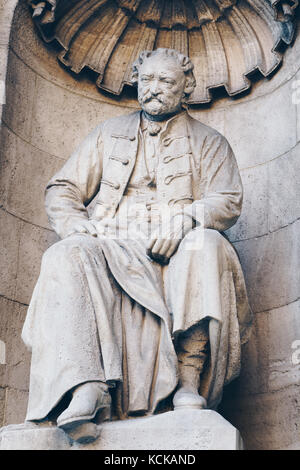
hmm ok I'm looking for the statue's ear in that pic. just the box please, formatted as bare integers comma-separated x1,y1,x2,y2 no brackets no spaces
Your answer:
183,74,196,100
184,84,195,97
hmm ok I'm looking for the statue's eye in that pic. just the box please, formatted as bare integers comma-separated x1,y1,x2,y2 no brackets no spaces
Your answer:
161,78,175,85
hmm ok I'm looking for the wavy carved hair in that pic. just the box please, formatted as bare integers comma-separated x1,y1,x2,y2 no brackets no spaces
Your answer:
131,48,196,102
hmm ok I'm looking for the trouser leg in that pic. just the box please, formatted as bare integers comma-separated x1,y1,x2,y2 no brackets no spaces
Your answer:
23,234,123,421
176,320,209,391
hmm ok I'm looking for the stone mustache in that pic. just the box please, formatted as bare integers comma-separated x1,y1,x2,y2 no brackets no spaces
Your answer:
21,48,252,443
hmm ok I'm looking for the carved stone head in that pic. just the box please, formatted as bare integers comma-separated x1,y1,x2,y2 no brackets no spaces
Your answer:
131,48,196,118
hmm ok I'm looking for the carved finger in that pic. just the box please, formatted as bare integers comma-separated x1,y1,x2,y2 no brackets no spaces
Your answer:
86,222,98,237
151,239,165,256
74,224,88,234
147,238,157,251
165,239,181,259
158,239,172,257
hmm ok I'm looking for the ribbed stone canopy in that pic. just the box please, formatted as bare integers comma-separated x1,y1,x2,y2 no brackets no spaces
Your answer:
27,0,298,103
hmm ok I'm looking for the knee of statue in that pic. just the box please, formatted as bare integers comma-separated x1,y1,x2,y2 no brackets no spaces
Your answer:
180,227,223,254
202,228,225,250
41,237,83,267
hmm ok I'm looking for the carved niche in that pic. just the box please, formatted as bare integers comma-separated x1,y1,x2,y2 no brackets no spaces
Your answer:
27,0,298,103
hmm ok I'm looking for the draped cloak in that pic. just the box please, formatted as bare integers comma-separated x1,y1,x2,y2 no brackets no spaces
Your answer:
22,111,252,421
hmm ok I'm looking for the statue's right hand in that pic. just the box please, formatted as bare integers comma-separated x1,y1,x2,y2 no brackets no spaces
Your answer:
67,220,98,237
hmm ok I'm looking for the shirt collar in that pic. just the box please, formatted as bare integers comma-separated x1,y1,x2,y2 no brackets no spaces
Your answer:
140,109,187,133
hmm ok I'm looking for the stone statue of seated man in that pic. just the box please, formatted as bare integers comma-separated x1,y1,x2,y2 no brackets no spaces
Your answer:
21,48,252,443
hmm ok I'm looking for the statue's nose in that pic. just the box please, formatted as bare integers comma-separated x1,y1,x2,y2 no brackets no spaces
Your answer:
149,80,161,96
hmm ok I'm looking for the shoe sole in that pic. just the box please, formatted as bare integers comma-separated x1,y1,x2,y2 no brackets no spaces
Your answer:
57,405,111,443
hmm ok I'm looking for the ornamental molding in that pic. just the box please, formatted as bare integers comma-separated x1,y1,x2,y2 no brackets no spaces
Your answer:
27,0,298,103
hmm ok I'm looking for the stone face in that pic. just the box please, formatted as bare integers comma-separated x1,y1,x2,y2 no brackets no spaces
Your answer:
0,410,243,450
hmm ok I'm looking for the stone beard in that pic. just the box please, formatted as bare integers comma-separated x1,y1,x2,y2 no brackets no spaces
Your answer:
21,48,252,442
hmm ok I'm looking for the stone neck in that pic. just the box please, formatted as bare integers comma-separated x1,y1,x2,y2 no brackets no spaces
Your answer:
142,108,185,123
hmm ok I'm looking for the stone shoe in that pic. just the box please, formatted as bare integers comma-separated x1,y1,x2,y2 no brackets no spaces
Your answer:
57,382,111,443
173,387,207,411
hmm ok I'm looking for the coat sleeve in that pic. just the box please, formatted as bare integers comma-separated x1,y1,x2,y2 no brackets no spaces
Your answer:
45,125,103,239
185,132,243,231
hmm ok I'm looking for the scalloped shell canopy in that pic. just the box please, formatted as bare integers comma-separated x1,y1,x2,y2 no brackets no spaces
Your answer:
28,0,297,103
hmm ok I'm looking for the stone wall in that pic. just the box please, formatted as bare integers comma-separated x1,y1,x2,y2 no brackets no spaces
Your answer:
0,0,299,450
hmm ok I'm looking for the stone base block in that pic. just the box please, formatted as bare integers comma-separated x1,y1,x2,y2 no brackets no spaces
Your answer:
0,410,243,450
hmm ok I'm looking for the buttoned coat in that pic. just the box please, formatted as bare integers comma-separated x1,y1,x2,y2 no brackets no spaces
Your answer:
45,110,243,237
22,110,252,420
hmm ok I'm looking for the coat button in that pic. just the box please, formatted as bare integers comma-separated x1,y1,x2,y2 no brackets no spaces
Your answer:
114,183,120,190
129,136,136,141
163,137,171,146
122,159,129,165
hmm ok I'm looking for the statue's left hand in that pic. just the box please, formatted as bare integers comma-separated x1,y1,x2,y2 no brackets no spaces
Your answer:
146,213,193,265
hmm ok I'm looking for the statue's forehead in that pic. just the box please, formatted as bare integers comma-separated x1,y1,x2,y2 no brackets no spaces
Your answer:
139,55,184,77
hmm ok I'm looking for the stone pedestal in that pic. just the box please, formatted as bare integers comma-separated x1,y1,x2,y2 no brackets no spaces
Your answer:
0,410,243,450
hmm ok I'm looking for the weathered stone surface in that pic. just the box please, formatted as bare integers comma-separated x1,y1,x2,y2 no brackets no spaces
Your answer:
2,388,28,425
2,48,36,142
30,73,133,160
0,124,63,228
0,296,11,388
4,303,30,392
0,210,23,300
190,108,225,136
0,296,30,426
226,164,269,242
0,1,18,47
223,79,297,169
227,141,300,242
14,221,58,305
0,422,70,450
295,68,300,144
0,211,58,306
0,387,6,427
220,383,300,450
0,410,243,450
267,143,300,232
0,298,30,390
223,299,300,398
234,219,300,313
